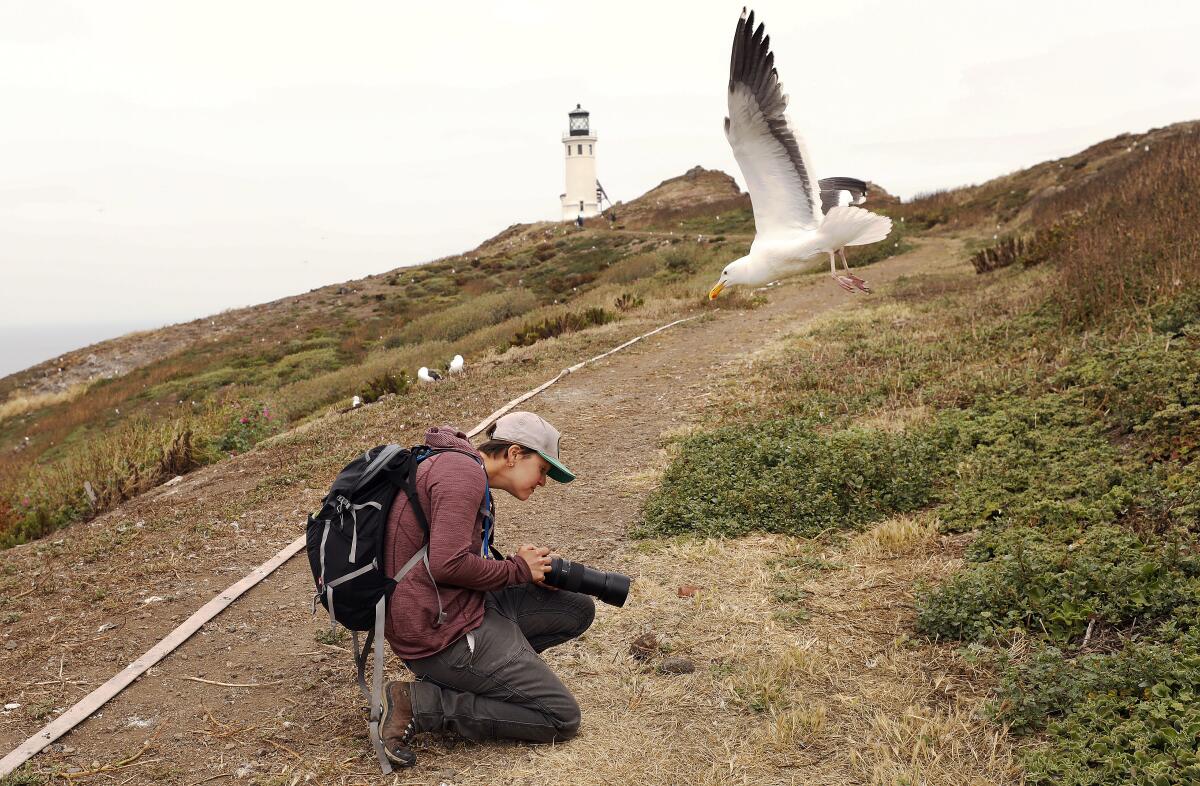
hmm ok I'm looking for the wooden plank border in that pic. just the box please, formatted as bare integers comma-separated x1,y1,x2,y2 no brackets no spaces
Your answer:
0,313,700,777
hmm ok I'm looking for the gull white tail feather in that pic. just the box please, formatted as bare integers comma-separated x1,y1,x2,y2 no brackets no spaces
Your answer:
818,205,892,248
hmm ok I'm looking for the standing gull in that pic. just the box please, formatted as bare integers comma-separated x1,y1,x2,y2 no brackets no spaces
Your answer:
448,354,465,375
709,9,892,299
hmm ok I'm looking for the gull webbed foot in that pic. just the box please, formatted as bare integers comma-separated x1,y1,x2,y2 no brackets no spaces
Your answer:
832,273,857,292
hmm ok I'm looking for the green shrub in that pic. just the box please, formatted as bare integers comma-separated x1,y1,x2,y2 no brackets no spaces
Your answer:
637,420,941,538
1057,338,1200,463
360,370,409,404
509,307,617,348
0,766,47,786
271,347,340,384
614,292,644,312
992,620,1200,785
214,403,278,456
934,394,1137,533
662,249,694,273
1152,290,1200,336
916,526,1198,644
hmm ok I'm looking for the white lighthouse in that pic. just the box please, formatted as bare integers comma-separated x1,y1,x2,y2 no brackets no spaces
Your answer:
560,104,601,221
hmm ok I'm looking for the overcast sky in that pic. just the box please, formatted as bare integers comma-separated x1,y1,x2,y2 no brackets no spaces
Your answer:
1,0,1197,374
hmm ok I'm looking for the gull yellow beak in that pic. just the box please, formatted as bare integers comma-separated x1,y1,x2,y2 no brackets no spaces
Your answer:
708,280,727,300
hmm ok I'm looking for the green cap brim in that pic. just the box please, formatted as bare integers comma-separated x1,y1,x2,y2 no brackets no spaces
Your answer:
538,451,575,483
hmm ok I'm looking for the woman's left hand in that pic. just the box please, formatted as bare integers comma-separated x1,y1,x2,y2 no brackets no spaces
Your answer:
533,552,561,591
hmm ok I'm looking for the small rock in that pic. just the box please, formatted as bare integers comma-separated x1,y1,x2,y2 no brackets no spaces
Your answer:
4,641,17,650
629,633,658,661
3,703,20,710
677,584,701,598
97,622,117,633
659,657,696,675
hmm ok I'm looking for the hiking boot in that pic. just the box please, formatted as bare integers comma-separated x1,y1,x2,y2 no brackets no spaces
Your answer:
377,681,418,767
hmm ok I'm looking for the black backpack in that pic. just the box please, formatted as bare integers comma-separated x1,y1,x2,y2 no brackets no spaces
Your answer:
305,443,445,773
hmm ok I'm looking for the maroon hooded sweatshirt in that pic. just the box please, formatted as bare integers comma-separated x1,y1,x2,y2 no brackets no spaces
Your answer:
383,426,533,660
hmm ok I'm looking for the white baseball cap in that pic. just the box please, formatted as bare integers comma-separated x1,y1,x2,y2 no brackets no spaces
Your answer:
488,411,575,483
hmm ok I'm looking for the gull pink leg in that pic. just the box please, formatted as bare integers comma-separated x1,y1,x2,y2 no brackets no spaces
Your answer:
830,252,855,292
839,248,871,294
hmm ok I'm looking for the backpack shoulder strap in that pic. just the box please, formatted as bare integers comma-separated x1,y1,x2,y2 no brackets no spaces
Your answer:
402,459,432,536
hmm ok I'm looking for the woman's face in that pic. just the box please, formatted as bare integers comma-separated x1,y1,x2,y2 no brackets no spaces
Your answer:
505,447,550,501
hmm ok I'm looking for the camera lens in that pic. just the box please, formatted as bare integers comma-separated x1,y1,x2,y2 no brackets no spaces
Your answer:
545,558,630,607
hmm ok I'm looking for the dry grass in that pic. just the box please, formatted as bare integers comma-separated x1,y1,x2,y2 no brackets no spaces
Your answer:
0,385,89,423
849,514,941,558
0,227,748,547
851,704,1017,786
1031,131,1200,327
456,532,1021,786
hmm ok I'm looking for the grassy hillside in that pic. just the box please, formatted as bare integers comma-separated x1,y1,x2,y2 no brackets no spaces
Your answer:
5,117,1193,549
2,120,1198,785
0,168,794,547
641,120,1200,783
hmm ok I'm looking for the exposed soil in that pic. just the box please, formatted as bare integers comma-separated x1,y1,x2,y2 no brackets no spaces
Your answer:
1,238,1014,785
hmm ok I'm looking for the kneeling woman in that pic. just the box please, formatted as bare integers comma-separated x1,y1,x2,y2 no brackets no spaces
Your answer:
377,411,594,766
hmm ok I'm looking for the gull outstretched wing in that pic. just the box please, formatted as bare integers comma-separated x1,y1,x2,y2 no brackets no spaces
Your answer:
725,9,823,236
818,176,869,213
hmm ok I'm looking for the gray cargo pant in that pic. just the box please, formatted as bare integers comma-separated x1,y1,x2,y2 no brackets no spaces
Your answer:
403,584,595,742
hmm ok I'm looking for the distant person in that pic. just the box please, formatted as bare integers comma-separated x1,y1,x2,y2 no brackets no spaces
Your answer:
376,412,592,767
575,213,584,228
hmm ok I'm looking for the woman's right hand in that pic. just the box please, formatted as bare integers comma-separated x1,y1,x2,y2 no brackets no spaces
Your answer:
516,544,552,582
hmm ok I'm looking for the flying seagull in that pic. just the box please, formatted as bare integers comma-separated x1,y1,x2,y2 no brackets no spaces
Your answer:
709,9,892,299
417,366,441,383
449,354,465,375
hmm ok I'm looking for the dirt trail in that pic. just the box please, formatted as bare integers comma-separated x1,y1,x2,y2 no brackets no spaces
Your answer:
2,239,1015,785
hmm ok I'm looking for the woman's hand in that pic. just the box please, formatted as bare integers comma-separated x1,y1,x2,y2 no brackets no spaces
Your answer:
516,544,552,582
533,551,561,591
